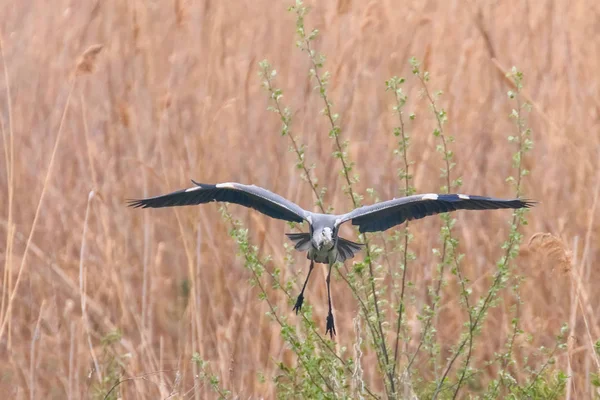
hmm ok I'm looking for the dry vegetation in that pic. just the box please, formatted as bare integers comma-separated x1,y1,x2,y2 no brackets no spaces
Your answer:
1,0,599,398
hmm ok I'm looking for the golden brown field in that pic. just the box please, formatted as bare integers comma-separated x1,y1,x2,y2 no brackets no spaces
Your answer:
1,0,599,398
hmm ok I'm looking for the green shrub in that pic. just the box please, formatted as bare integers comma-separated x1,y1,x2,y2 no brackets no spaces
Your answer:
194,2,567,399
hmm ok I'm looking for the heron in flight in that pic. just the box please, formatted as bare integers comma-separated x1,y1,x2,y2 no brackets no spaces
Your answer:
129,181,533,338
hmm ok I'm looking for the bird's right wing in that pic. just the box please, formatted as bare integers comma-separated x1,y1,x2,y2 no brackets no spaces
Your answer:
128,181,308,223
337,194,534,233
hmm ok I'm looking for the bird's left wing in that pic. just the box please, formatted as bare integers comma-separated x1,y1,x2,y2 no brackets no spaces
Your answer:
336,194,534,233
128,181,308,223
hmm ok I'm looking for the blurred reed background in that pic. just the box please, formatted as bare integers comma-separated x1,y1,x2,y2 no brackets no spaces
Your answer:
0,0,599,398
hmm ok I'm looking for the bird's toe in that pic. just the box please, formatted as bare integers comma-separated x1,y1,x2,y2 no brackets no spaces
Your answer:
293,294,304,314
326,312,336,338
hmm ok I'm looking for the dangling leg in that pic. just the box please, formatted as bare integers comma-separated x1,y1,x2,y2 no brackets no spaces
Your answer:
325,259,336,338
293,259,314,314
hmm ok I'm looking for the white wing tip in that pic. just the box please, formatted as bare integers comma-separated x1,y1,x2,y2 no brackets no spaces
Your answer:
458,194,470,199
422,193,439,200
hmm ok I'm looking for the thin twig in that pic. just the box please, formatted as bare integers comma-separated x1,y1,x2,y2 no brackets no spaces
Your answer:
80,191,102,383
300,32,393,396
387,78,413,381
102,370,177,400
260,62,326,212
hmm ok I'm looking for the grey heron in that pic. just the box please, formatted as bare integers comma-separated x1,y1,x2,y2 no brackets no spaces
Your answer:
129,180,534,338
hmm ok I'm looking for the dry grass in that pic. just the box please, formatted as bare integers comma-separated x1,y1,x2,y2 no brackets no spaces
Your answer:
0,0,599,398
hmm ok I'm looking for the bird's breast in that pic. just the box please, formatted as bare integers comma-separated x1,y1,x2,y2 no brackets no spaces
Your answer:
308,247,338,264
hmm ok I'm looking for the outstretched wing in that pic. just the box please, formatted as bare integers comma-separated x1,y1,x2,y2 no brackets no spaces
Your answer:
128,181,308,223
338,194,535,233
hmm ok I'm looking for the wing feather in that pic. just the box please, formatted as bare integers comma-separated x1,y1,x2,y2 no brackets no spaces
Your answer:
338,194,534,233
128,181,307,223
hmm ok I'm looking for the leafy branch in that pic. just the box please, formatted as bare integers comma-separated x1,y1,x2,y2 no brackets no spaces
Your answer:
385,76,416,382
289,1,394,396
259,60,327,212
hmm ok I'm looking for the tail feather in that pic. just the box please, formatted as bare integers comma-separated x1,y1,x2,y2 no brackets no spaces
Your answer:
286,233,365,263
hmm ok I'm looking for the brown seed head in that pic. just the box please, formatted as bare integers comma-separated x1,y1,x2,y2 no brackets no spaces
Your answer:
76,44,104,75
528,232,573,273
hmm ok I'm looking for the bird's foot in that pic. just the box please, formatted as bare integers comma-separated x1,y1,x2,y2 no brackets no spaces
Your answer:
293,293,304,314
326,311,336,338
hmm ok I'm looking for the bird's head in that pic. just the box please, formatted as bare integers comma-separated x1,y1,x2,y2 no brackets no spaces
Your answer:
313,226,335,251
